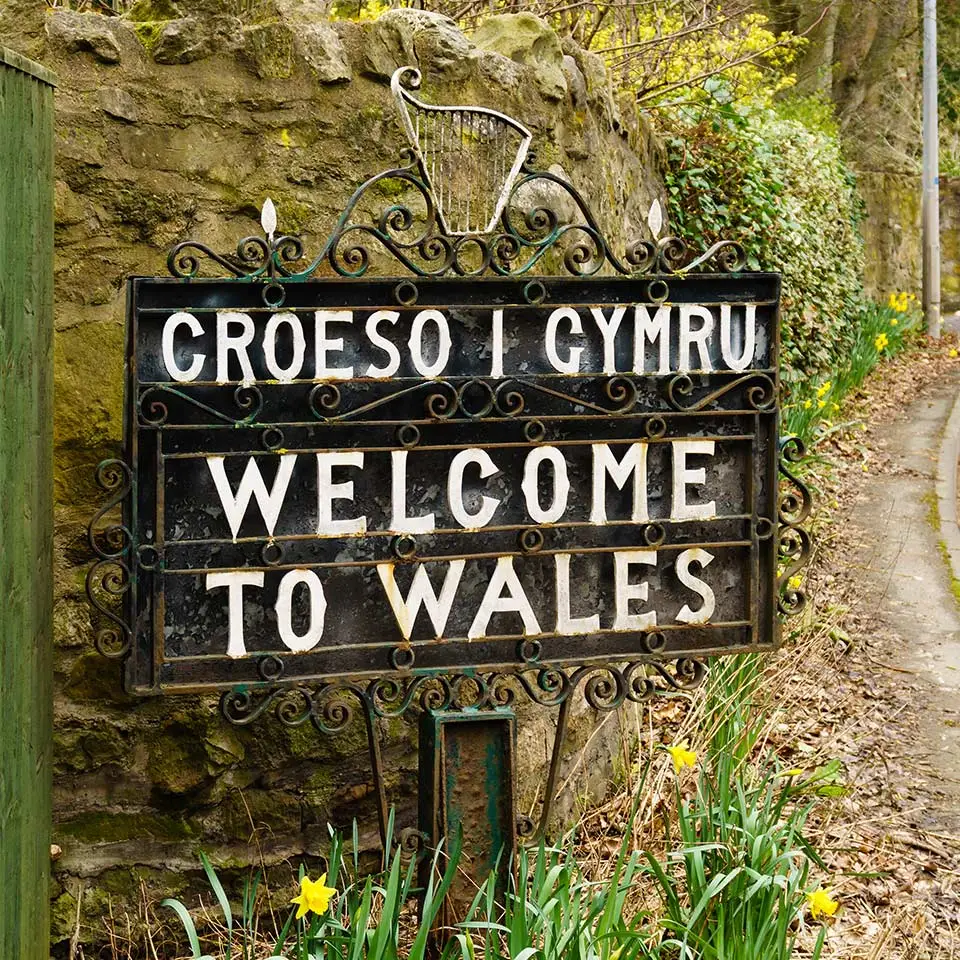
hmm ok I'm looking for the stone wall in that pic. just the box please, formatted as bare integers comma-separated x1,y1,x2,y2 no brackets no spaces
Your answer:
0,3,666,952
858,170,922,302
942,177,960,313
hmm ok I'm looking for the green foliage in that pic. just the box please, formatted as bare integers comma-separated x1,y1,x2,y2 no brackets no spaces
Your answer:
161,812,464,960
159,771,832,960
663,92,865,384
453,831,656,960
782,295,923,446
643,754,827,960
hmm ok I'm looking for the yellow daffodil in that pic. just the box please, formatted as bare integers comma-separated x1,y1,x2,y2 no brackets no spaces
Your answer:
666,740,697,773
291,873,337,920
888,292,909,313
817,399,826,409
950,349,959,359
890,317,898,326
803,399,812,409
830,403,839,414
816,381,831,398
806,887,839,920
787,576,802,590
874,333,889,351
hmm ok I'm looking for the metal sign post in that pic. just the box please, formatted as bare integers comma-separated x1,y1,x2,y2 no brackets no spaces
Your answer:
87,67,811,922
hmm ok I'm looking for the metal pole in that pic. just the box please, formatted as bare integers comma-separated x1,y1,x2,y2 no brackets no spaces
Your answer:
923,0,942,338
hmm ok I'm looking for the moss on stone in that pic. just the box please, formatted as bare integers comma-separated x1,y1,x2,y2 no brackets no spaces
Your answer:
57,811,197,844
125,0,181,22
63,652,128,703
132,20,166,54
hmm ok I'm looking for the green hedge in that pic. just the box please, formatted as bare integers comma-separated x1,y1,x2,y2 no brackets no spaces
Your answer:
663,95,866,385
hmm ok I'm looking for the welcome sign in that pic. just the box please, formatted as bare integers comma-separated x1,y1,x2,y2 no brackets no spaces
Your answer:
121,274,780,694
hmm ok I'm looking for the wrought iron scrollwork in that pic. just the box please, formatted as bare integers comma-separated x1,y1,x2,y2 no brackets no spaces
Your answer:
665,373,776,412
219,657,707,734
86,459,135,659
777,436,813,616
138,384,264,427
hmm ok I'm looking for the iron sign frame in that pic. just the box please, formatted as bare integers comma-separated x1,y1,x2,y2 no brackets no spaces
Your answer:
86,67,812,850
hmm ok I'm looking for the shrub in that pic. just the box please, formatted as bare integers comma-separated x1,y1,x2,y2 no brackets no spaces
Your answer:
662,93,866,385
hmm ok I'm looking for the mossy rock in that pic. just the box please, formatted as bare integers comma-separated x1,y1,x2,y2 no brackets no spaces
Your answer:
132,20,167,54
57,811,197,844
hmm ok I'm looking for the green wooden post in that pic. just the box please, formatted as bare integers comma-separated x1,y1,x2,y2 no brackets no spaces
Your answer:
0,46,56,960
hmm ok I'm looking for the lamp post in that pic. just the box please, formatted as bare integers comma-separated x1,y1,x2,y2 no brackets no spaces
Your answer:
923,0,942,338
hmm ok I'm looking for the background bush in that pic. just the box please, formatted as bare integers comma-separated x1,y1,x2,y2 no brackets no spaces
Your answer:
662,93,866,386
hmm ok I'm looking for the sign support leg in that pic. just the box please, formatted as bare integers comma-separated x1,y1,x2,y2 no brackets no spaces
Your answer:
418,710,517,926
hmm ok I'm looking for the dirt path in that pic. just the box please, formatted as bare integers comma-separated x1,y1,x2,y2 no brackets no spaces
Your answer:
799,341,960,955
847,369,960,831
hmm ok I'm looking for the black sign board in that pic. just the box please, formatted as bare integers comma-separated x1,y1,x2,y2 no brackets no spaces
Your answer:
117,273,781,694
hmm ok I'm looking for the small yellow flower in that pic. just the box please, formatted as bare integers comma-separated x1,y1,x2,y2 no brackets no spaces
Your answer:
806,887,839,920
803,399,812,410
830,403,839,414
291,873,337,920
788,575,802,590
950,349,959,359
887,292,898,310
817,399,826,409
890,317,898,326
874,333,889,351
666,740,697,773
816,381,831,398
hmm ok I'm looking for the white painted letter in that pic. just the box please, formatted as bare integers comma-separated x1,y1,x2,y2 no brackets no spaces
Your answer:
263,312,306,381
447,448,500,528
409,309,451,378
545,307,583,374
613,549,657,630
590,443,649,524
675,548,716,624
365,310,401,377
672,440,716,520
315,310,354,379
720,304,756,372
316,451,366,535
206,571,264,658
633,304,671,374
390,450,435,533
377,560,465,639
276,569,326,652
591,305,626,374
555,554,600,634
521,446,570,524
216,311,255,383
468,557,541,638
162,311,205,382
489,308,504,377
207,454,297,540
678,305,714,372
